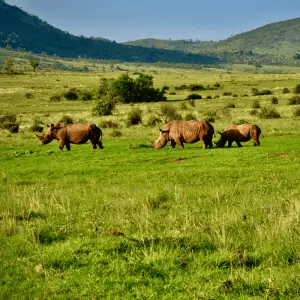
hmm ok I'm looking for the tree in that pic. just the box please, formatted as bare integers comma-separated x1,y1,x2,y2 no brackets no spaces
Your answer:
29,60,39,72
5,57,14,71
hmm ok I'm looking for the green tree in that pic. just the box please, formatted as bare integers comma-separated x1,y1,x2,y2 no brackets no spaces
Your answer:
29,60,39,72
5,57,14,71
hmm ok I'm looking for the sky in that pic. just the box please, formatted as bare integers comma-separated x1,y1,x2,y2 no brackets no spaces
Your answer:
5,0,300,42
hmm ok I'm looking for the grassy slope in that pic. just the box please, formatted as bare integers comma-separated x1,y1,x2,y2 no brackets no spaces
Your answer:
124,18,300,57
1,66,300,298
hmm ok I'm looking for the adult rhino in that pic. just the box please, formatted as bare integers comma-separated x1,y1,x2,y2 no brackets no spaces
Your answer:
36,123,103,150
146,120,214,149
214,123,263,147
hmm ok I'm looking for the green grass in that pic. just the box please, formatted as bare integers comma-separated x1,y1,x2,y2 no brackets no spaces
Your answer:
1,67,300,298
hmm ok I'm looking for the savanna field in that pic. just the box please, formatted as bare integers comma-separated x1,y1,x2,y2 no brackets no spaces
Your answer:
2,62,300,299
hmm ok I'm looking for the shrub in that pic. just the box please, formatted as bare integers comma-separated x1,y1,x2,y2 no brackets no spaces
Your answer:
30,118,43,132
271,97,278,104
184,113,197,121
213,82,221,88
169,92,176,95
25,92,34,99
0,114,19,133
126,108,143,126
258,107,280,119
252,88,272,95
288,95,300,105
159,103,182,121
63,88,79,100
174,84,188,90
99,120,119,129
225,103,235,108
110,130,123,137
206,95,212,99
293,108,300,117
213,95,220,99
110,73,167,103
59,115,74,124
147,115,161,126
180,102,188,110
249,109,258,116
242,94,248,97
92,95,116,116
233,94,238,97
223,91,232,96
81,91,94,101
282,87,290,94
188,84,206,91
252,100,261,109
204,109,218,122
294,84,300,94
185,94,202,100
49,94,62,102
188,99,195,107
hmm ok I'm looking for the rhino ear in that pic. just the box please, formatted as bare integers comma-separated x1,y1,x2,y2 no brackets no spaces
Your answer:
218,131,222,135
159,129,169,133
47,124,50,128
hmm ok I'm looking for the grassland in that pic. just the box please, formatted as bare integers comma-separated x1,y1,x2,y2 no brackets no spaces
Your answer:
1,64,300,299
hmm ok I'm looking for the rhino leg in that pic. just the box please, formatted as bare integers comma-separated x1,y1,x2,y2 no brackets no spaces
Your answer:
59,139,66,150
97,141,104,149
253,138,260,146
228,140,233,147
170,140,176,149
236,141,243,147
175,139,184,149
92,143,97,149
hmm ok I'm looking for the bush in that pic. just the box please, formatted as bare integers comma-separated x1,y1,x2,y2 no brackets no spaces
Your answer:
81,91,94,101
213,82,221,88
110,73,167,103
64,88,79,100
225,103,235,108
59,115,74,124
188,84,206,91
271,97,278,104
293,108,300,117
249,109,258,116
252,100,261,109
126,108,143,126
233,94,238,97
174,84,188,90
188,99,195,107
92,95,116,116
159,103,182,121
99,120,119,129
213,95,220,99
185,94,202,100
30,117,43,132
206,95,212,99
294,84,300,94
0,114,19,133
258,107,280,119
110,130,123,137
233,119,249,125
282,87,290,94
49,94,62,102
180,102,188,110
223,91,232,96
252,88,272,95
25,92,34,99
204,109,218,122
147,115,161,126
184,113,197,121
288,96,300,105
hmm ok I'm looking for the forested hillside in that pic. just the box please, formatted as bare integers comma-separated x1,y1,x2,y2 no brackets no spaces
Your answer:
0,1,220,64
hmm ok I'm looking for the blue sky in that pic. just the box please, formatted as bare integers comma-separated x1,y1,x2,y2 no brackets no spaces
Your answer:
5,0,300,42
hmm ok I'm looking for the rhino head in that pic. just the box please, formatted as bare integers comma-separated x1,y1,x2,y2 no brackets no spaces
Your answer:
35,124,61,145
146,128,169,149
214,131,226,148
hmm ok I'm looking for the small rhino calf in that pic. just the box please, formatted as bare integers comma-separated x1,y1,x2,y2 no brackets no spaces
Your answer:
215,124,263,147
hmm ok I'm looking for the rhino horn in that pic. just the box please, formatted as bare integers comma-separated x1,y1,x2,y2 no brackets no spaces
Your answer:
145,137,155,147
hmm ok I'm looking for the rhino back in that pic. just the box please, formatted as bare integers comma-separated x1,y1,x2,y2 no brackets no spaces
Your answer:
64,124,94,143
168,120,208,142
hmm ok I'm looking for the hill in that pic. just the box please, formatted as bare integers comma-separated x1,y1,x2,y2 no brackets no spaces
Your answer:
124,18,300,58
0,1,220,64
